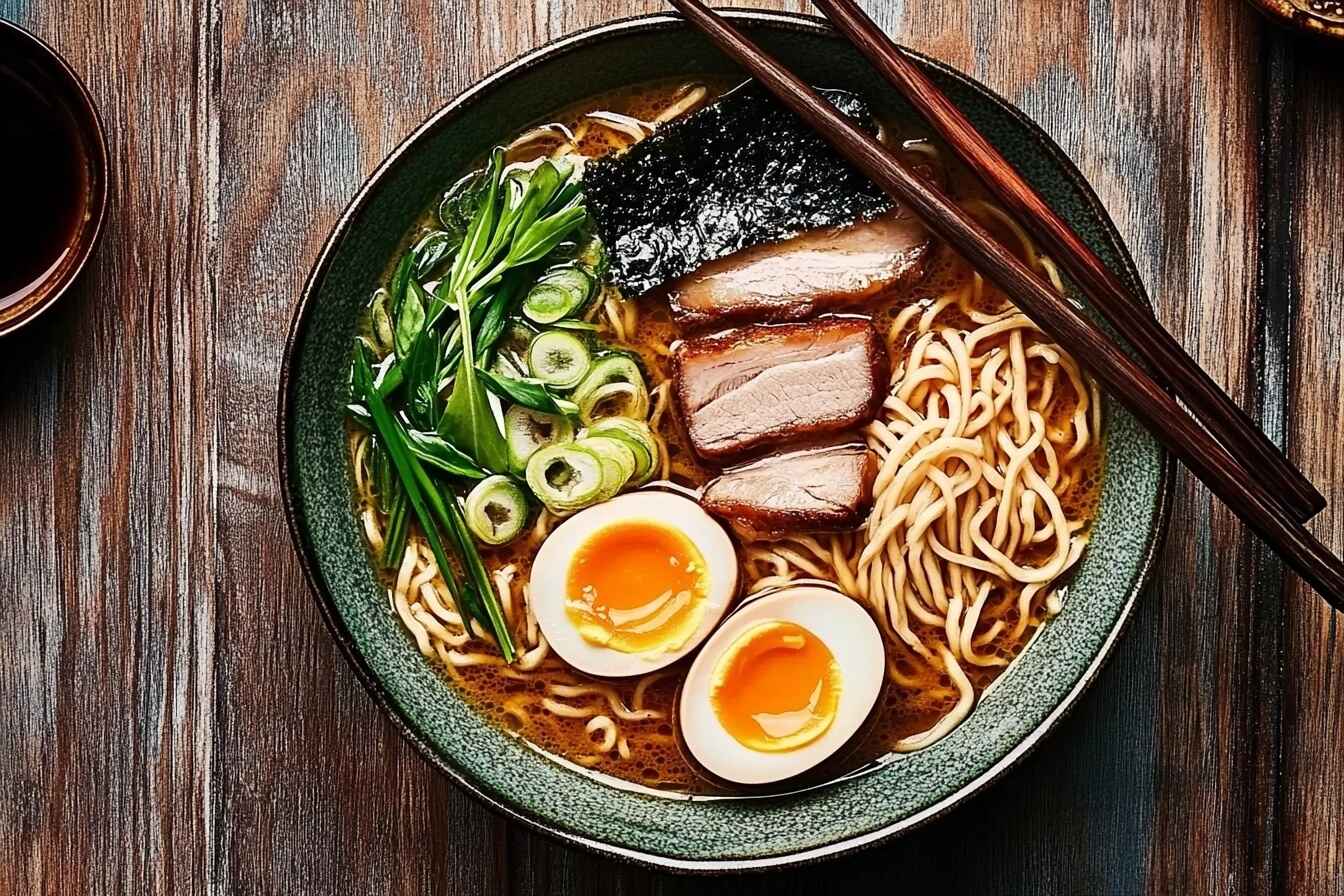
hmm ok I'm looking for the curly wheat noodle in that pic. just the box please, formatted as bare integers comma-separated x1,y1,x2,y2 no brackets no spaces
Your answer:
828,242,1095,751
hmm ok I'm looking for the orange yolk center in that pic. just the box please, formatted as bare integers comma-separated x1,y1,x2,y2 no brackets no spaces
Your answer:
565,520,708,654
710,621,842,752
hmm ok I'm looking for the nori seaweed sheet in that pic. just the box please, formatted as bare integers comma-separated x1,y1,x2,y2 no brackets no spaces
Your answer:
583,84,892,297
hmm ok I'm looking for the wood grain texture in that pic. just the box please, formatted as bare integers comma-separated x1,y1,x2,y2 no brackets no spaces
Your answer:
0,1,1340,894
1280,31,1344,896
0,1,216,894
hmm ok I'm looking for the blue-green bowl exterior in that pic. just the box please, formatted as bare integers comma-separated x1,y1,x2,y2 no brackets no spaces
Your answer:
279,11,1172,872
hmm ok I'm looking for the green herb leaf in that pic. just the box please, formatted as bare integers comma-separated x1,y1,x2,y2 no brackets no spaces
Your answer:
388,252,414,321
404,428,489,479
441,350,510,473
448,149,505,297
504,202,588,271
380,489,410,569
403,328,442,430
476,271,530,364
477,367,579,418
394,279,428,360
412,230,455,279
509,162,561,248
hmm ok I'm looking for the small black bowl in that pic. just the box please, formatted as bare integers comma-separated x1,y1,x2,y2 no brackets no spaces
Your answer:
0,19,109,338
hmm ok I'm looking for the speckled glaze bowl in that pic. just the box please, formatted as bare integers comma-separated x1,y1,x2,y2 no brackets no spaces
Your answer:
280,11,1171,872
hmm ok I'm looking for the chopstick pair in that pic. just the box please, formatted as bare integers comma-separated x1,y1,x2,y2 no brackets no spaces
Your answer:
811,0,1324,525
663,0,1344,605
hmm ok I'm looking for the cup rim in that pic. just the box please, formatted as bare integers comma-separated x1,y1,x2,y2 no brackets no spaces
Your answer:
0,18,110,338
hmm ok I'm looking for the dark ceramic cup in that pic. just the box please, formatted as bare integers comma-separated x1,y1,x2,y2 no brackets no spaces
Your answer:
0,19,109,337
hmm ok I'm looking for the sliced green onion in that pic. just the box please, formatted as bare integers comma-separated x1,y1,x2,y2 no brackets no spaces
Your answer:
578,380,649,424
522,266,595,324
571,353,643,403
526,444,606,513
577,436,635,498
504,404,574,472
528,330,592,389
581,418,657,485
464,475,530,546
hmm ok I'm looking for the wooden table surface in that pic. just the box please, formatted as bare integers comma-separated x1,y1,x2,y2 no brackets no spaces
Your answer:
2,1,1341,893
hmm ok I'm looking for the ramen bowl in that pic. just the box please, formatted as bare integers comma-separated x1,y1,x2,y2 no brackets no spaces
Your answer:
279,11,1171,871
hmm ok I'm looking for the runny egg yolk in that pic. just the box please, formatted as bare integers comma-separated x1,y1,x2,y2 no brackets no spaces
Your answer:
565,520,708,655
710,621,843,753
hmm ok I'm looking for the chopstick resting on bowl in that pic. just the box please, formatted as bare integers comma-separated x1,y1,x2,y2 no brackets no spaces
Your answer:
810,0,1325,525
663,0,1344,605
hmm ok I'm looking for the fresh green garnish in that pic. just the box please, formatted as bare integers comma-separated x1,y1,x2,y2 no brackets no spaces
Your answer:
352,348,516,661
504,405,574,474
525,443,606,514
476,367,578,418
348,142,635,664
440,150,588,475
527,330,591,389
464,475,530,546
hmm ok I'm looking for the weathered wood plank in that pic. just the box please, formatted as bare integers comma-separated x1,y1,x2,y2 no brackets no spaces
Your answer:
0,2,216,894
1133,5,1275,894
1280,32,1344,896
210,0,512,893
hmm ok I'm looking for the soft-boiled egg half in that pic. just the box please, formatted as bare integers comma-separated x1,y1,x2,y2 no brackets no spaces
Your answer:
678,585,885,785
529,491,739,677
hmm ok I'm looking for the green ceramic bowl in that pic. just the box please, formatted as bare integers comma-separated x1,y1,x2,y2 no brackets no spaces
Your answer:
280,11,1172,872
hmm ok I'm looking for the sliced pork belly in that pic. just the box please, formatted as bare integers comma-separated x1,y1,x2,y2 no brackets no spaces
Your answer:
667,213,931,329
672,317,887,463
701,440,878,539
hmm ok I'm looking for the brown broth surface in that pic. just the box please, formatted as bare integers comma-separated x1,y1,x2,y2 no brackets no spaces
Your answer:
364,77,1105,795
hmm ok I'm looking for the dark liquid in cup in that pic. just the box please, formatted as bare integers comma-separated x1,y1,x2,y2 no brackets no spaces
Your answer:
0,60,90,309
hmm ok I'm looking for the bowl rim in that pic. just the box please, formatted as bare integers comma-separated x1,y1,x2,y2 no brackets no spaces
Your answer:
278,9,1174,873
0,18,110,338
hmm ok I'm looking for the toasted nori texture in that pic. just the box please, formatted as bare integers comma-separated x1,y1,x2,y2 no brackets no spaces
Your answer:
583,83,892,297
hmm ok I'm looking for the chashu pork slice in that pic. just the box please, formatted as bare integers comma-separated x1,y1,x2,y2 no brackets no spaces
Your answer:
701,439,878,539
667,212,931,329
672,317,887,463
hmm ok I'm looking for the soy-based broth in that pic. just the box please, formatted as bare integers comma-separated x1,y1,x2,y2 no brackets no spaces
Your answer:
350,77,1103,794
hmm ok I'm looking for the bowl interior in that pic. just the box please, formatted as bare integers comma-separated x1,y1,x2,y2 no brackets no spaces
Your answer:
283,12,1167,870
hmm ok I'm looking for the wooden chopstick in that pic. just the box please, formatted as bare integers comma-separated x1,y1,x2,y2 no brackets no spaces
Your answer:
663,0,1344,605
810,0,1326,524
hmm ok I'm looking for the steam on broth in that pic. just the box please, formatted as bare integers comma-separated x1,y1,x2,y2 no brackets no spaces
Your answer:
347,78,1103,794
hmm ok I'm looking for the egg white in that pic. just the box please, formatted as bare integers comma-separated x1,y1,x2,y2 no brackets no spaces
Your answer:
529,490,739,678
678,585,885,785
